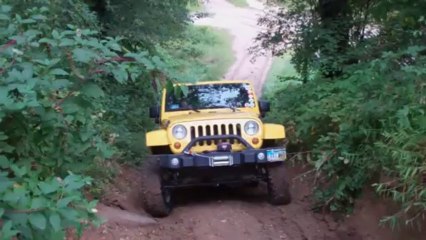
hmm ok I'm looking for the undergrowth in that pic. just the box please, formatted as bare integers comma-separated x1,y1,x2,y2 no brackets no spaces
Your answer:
260,0,426,227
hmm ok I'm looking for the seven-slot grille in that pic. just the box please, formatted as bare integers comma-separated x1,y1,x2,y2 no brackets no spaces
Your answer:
190,123,242,146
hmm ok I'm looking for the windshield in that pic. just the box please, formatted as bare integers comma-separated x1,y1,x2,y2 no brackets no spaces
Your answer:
165,83,256,112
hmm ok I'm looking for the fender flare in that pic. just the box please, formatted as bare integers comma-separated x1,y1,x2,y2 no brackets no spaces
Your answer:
146,129,169,147
263,123,286,139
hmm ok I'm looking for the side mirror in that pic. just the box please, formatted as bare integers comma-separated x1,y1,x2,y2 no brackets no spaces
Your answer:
149,105,160,119
258,100,270,113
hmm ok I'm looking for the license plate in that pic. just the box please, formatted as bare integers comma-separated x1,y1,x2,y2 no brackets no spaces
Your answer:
266,149,286,162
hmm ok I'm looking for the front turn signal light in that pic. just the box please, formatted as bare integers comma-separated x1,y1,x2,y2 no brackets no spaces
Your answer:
174,142,181,149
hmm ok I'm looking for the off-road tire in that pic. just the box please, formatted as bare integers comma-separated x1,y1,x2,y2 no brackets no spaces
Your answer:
141,157,173,217
266,163,292,205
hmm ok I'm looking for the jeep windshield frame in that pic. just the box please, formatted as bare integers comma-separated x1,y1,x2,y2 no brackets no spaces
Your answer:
165,82,257,112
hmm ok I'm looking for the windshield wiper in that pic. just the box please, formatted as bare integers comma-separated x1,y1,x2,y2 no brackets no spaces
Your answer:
188,106,200,113
203,105,240,112
221,105,240,112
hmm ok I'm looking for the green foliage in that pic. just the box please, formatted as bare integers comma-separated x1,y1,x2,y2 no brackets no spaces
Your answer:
186,0,203,12
156,26,235,82
260,0,426,226
7,0,100,30
227,0,248,8
0,1,169,237
263,54,298,96
90,0,190,44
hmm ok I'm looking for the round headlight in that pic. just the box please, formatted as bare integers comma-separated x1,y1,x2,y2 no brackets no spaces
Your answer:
172,124,187,139
244,121,259,136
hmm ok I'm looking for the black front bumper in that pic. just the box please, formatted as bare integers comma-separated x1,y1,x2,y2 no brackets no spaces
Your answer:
154,147,286,169
151,135,286,169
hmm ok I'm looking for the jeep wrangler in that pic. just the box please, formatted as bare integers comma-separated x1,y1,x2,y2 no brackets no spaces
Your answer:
142,80,291,217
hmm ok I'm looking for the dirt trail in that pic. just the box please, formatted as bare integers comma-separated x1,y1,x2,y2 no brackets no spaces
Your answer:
81,163,425,240
81,165,349,240
194,0,272,97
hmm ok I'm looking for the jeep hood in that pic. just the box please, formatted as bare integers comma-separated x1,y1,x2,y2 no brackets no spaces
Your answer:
166,111,260,125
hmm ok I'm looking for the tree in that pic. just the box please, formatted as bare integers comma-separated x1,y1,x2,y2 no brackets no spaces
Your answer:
260,0,426,226
0,0,182,237
87,0,190,46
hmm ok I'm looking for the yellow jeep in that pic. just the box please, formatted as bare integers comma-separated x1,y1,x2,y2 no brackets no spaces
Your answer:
142,80,291,217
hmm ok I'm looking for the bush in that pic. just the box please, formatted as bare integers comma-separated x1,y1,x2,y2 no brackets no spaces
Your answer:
260,0,426,226
0,3,162,238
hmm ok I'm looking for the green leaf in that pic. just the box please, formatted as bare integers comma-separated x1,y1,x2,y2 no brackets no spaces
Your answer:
49,213,61,232
1,5,12,12
0,142,15,153
81,83,104,98
79,129,93,142
63,175,86,191
57,196,77,208
29,213,47,230
88,199,98,209
52,30,60,39
6,187,29,206
31,14,47,21
52,79,72,90
21,18,36,24
50,69,69,76
39,38,57,46
24,29,42,39
0,178,12,193
1,221,19,239
38,179,60,194
73,48,97,63
0,155,9,168
0,131,8,140
11,165,27,178
31,197,46,209
61,100,81,114
59,208,79,221
59,38,75,47
0,13,9,20
49,230,66,240
113,66,128,83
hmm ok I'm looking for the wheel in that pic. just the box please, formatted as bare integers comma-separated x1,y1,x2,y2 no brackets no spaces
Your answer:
141,157,173,217
266,163,292,205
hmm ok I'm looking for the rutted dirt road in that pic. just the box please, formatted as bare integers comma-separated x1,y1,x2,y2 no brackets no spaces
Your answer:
194,0,272,97
82,164,424,240
81,165,359,240
82,163,426,240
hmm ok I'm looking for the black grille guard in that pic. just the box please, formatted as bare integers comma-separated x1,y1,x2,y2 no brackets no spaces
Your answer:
182,134,254,153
